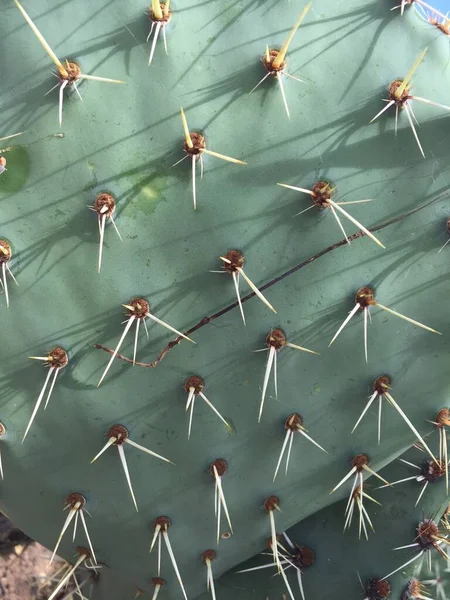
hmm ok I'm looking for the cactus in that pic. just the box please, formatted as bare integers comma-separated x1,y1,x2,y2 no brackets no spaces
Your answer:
1,0,450,598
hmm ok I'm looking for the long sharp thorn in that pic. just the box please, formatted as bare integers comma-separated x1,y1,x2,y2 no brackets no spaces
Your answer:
285,342,319,355
382,551,424,580
274,430,290,481
374,302,441,334
395,48,428,99
171,154,189,169
90,436,117,463
415,481,429,506
192,155,197,210
98,215,106,273
97,315,136,387
117,443,138,512
125,437,174,465
22,368,54,442
237,267,276,313
331,466,357,494
78,74,125,84
44,368,59,410
5,264,18,287
272,3,312,69
110,216,122,240
404,104,426,158
146,312,195,343
329,303,360,347
162,25,168,54
273,348,278,400
279,563,296,600
202,149,246,165
277,183,314,195
298,428,328,453
14,0,68,76
2,263,9,308
199,392,230,430
214,465,232,533
50,507,78,564
148,22,162,65
438,237,450,253
276,74,290,119
73,510,79,542
149,524,161,552
444,430,449,494
147,21,155,42
0,132,24,143
285,430,295,473
362,464,390,486
133,319,140,365
345,474,358,517
269,510,281,572
0,448,4,480
47,554,88,600
412,96,450,111
232,272,246,325
188,396,195,439
378,396,382,444
370,100,396,123
296,569,305,600
162,531,188,600
180,108,193,149
259,346,276,422
336,199,375,205
249,72,271,94
216,481,222,544
157,534,161,575
378,476,417,488
58,80,68,127
330,204,350,245
328,198,385,248
79,510,97,565
352,391,378,433
363,307,368,362
384,391,437,462
206,561,217,600
186,388,195,411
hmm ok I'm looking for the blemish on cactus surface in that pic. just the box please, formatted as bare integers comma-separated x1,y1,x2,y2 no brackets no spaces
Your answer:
150,516,188,600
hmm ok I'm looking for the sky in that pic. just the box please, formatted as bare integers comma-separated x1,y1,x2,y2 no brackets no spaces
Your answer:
433,0,449,12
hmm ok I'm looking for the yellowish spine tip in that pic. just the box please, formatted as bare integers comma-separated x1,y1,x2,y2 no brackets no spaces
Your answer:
272,2,312,69
164,0,171,16
152,0,163,20
395,48,428,100
265,45,270,62
14,0,69,78
180,108,193,149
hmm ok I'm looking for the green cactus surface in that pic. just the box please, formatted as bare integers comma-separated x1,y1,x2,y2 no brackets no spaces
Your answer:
1,0,450,598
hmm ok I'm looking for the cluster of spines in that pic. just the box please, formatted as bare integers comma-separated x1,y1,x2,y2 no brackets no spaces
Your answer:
1,0,450,598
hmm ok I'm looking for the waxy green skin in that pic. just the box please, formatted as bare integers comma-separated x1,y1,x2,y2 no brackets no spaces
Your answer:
0,0,450,598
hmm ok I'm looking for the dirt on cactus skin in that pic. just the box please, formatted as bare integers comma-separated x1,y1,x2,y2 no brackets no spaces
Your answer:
0,513,69,600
